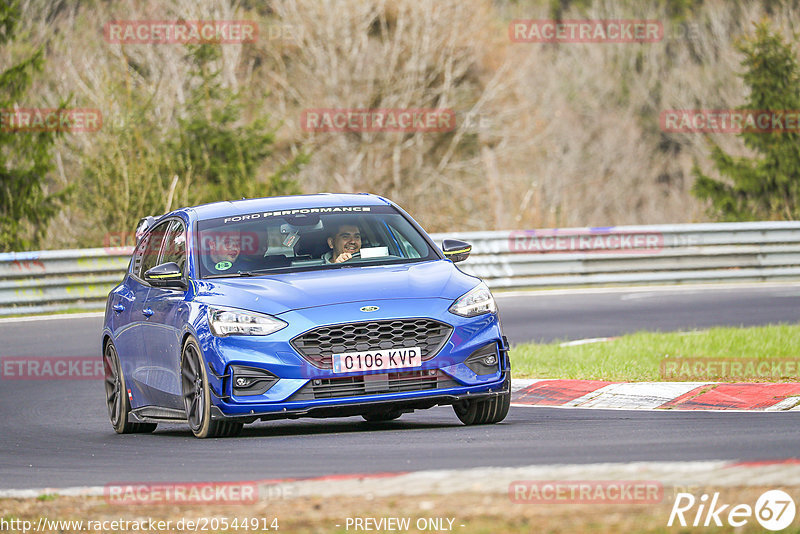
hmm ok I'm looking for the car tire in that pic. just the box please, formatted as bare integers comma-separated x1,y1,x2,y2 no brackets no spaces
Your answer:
453,377,510,425
361,410,403,422
181,337,243,438
103,341,157,434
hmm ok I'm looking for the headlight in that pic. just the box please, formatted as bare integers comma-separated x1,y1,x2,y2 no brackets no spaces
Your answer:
449,282,497,317
207,306,287,336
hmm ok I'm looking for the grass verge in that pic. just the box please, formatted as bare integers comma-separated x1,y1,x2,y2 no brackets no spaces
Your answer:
510,324,800,382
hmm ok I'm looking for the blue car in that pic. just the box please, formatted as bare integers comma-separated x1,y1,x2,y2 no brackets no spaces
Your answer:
103,194,510,438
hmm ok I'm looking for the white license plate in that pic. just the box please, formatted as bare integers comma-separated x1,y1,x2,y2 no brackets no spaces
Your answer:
332,347,422,373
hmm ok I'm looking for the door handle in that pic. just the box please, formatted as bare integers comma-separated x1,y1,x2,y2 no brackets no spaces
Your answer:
142,308,154,317
112,304,125,313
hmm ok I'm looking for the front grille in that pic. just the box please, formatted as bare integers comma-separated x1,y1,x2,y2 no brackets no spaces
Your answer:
291,318,453,369
288,370,459,401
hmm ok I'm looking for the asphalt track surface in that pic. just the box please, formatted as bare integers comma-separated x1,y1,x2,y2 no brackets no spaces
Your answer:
1,283,799,490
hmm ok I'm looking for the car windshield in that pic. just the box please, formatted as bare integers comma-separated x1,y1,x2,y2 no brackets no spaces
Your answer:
195,204,437,278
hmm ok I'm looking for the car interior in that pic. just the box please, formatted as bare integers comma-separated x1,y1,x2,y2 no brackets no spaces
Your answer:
196,213,430,278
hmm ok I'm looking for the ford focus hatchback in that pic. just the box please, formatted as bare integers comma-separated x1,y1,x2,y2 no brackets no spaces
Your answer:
102,193,510,437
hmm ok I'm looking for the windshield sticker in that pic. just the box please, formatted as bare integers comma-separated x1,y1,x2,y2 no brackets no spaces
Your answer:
222,206,376,224
215,261,232,271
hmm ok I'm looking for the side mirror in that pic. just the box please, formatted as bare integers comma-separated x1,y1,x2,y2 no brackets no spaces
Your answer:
442,239,472,263
144,262,186,290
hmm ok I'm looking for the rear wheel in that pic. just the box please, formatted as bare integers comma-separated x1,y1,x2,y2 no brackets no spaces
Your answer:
181,338,243,438
453,378,510,425
103,341,157,434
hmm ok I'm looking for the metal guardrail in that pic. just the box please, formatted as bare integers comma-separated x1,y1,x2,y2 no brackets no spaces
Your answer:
0,248,132,316
435,221,800,288
1,221,799,316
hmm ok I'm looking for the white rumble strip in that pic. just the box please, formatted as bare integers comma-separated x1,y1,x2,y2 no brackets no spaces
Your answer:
562,382,708,410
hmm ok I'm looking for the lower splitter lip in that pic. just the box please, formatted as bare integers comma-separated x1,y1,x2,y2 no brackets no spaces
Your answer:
210,374,510,423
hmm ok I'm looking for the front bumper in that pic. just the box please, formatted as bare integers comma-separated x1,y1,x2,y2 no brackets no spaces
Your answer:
209,370,511,424
196,299,509,419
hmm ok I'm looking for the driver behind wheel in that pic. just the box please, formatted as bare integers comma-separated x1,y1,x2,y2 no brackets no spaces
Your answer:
323,223,362,264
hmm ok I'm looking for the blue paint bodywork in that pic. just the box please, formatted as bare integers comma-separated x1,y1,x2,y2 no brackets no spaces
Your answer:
103,194,508,423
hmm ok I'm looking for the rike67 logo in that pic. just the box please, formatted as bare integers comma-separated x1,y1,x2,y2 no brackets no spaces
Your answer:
668,490,796,531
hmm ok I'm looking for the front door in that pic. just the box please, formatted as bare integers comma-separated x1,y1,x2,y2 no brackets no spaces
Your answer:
139,219,188,410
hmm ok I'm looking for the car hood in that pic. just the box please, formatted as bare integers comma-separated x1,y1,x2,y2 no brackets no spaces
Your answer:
192,260,480,316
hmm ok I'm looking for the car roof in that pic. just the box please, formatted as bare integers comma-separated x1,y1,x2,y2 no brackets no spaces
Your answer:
179,193,392,221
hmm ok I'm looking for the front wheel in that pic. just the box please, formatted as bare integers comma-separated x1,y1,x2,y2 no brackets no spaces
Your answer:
453,379,510,425
181,338,243,438
103,341,157,434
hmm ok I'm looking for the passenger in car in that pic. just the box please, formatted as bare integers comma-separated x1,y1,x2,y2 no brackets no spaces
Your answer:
323,223,362,264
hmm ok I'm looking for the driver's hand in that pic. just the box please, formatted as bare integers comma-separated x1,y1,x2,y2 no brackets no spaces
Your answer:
333,252,352,263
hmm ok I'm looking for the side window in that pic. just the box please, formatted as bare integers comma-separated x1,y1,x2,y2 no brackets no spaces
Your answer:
159,220,187,276
131,237,148,278
140,221,170,276
387,224,422,258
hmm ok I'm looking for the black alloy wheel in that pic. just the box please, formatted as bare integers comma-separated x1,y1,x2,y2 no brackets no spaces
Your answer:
103,341,157,434
181,338,243,438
